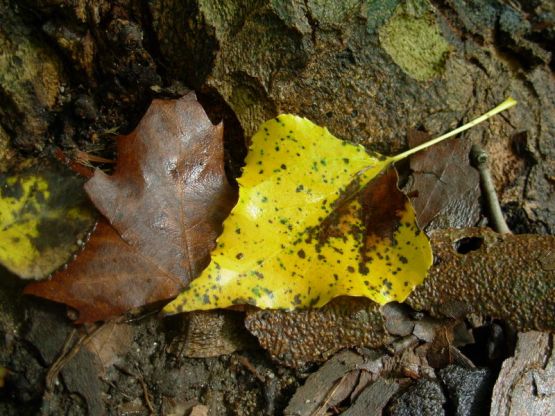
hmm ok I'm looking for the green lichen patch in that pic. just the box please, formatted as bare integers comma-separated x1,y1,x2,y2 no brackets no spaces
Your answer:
366,0,400,33
306,0,362,28
378,1,451,81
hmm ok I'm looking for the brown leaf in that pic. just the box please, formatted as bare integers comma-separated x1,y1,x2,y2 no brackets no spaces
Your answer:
25,93,236,322
407,129,480,230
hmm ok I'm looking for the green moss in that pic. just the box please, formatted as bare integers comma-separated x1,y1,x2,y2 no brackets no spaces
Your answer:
378,0,451,81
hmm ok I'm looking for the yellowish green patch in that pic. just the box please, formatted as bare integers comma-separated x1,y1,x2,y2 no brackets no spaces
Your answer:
379,0,451,81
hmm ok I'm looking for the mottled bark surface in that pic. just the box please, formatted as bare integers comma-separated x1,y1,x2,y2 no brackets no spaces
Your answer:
1,0,554,414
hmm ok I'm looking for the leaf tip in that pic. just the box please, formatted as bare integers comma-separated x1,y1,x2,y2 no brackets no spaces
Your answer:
161,303,179,316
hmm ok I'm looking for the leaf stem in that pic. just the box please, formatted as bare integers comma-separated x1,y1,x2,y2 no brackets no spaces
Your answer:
389,97,517,164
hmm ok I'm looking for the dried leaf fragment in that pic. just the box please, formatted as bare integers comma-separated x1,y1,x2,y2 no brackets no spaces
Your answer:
407,129,480,230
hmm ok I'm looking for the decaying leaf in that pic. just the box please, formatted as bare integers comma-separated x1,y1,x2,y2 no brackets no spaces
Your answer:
0,167,95,279
164,98,516,314
168,310,249,358
164,115,431,313
25,93,236,322
25,219,183,322
245,297,390,367
406,129,480,230
85,92,236,281
406,227,555,331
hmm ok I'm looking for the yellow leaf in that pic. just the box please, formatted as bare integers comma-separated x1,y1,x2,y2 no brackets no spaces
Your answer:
0,169,96,279
164,98,516,313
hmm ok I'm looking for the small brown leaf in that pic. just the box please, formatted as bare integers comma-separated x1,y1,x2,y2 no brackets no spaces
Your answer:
25,93,236,322
407,129,480,230
86,92,235,280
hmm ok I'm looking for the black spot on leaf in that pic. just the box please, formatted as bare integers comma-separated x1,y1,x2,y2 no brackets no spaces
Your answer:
358,264,369,275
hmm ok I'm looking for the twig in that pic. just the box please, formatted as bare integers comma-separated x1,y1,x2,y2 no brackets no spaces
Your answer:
138,373,155,414
470,144,511,234
235,355,265,383
114,364,156,414
46,324,103,391
124,308,159,324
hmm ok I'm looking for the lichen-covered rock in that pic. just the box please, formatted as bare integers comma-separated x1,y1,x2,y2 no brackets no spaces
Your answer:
0,125,15,173
378,1,451,81
1,0,162,165
41,22,96,81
